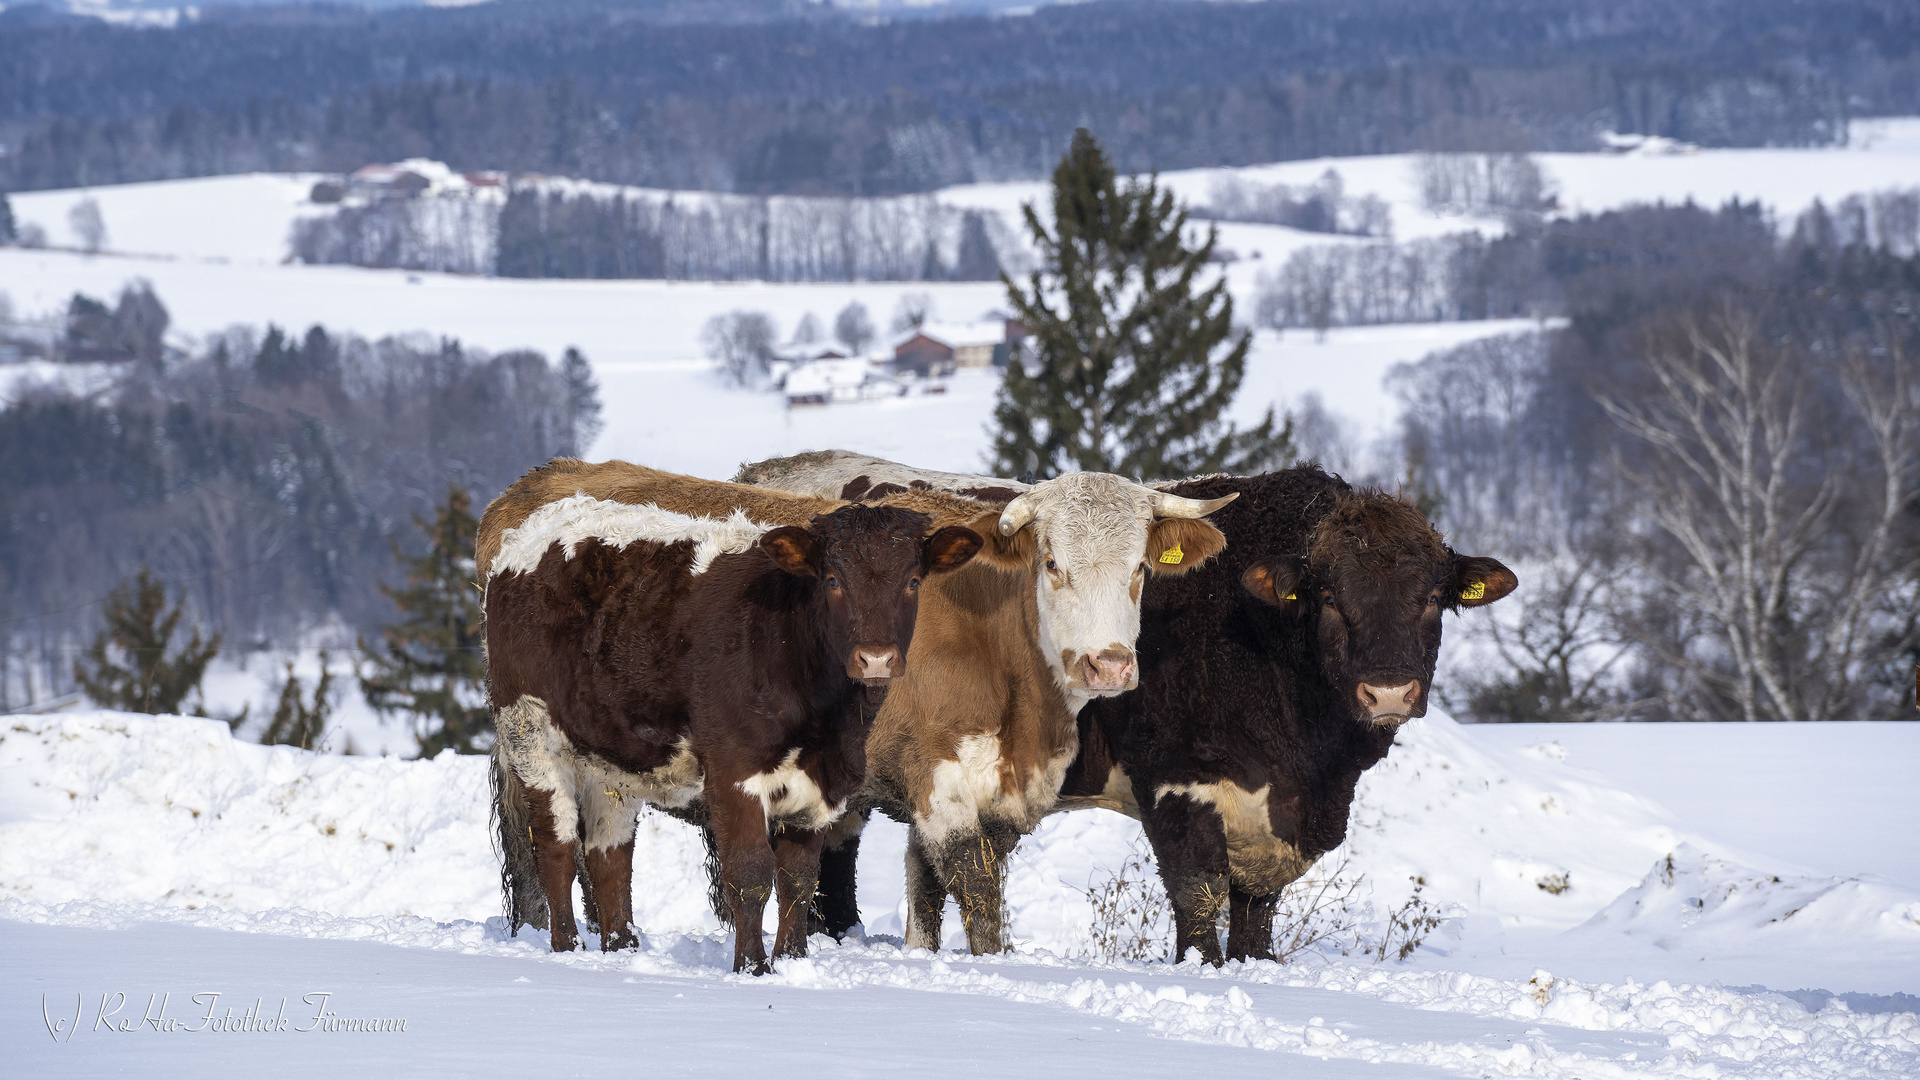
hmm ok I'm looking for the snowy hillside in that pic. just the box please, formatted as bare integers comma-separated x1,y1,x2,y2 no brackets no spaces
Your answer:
5,710,1916,1075
10,122,1918,481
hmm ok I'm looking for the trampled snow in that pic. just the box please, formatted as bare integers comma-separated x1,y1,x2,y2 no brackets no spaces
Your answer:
3,710,1915,1075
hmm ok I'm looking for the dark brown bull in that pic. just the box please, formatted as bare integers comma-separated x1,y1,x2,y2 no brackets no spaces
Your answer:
1062,464,1517,964
482,462,981,973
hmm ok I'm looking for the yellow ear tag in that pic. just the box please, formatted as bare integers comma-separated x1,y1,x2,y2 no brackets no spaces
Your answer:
1282,592,1297,601
1158,544,1184,565
1460,581,1486,601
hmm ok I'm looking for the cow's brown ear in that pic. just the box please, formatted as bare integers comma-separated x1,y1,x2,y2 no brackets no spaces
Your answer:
1241,557,1304,608
923,526,984,574
1449,555,1517,608
964,509,1036,571
760,526,819,578
1146,518,1227,576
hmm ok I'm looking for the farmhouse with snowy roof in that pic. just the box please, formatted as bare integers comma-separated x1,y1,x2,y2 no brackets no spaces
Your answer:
890,318,1024,377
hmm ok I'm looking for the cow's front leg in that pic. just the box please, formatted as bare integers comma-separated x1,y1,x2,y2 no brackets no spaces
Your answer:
526,786,581,953
709,785,776,975
903,825,945,951
771,826,827,960
810,809,868,940
1226,885,1279,962
945,821,1018,955
1140,790,1230,966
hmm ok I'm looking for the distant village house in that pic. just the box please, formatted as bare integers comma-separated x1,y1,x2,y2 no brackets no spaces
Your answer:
890,316,1027,377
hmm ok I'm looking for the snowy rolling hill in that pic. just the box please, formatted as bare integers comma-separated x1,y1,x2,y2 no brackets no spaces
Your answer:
4,710,1916,1075
7,118,1918,478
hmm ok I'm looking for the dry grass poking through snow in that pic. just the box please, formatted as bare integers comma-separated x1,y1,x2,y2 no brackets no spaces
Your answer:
1080,840,1452,964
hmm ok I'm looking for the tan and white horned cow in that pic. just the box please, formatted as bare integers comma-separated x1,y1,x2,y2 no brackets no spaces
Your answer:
735,450,1236,952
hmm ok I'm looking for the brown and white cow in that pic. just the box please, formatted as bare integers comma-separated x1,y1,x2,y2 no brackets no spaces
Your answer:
480,459,984,973
735,450,1236,953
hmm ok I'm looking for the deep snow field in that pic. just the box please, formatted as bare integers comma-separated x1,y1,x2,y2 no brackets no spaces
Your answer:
4,124,1920,1075
4,710,1917,1076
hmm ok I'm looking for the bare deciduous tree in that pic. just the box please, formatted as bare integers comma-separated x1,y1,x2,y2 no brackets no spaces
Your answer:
701,310,779,386
1599,305,1919,722
833,300,875,355
68,197,107,254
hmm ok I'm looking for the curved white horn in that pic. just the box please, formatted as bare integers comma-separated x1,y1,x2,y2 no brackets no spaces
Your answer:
1149,490,1239,519
997,493,1037,537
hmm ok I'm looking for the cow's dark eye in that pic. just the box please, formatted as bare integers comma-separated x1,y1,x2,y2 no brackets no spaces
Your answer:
826,576,841,590
1322,591,1336,607
1137,562,1148,574
1427,591,1440,606
1045,559,1058,572
907,578,921,592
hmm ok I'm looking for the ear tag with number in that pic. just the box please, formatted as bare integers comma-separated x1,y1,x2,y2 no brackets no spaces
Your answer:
1460,581,1486,601
1159,544,1183,565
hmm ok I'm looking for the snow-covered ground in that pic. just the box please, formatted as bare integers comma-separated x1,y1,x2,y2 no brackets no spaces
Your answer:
4,710,1915,1075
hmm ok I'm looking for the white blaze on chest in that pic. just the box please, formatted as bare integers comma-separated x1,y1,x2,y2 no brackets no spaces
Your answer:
737,748,843,832
916,732,1079,846
1154,778,1311,894
490,493,774,583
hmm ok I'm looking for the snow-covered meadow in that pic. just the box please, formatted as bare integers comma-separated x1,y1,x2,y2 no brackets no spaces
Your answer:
4,710,1916,1075
5,127,1920,1075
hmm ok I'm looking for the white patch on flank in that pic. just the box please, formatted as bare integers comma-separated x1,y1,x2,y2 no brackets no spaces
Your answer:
917,732,1079,847
821,807,867,849
1055,764,1142,817
490,493,774,582
737,748,842,832
495,694,702,851
1155,779,1310,894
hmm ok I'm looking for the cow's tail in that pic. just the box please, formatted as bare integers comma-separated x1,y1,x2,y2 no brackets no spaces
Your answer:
701,819,730,927
491,743,549,935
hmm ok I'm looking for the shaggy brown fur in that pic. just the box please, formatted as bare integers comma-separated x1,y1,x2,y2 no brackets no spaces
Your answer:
481,458,987,973
477,457,988,581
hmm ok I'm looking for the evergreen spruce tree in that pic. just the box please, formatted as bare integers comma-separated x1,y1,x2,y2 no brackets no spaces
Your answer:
991,129,1292,481
74,568,221,714
262,651,335,751
953,210,1001,281
359,485,491,757
559,346,603,457
0,192,16,245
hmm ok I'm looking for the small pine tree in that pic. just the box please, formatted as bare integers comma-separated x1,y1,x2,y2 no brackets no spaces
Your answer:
0,192,16,245
74,568,221,715
262,651,335,750
953,210,1001,281
559,346,603,457
359,485,491,757
991,128,1292,481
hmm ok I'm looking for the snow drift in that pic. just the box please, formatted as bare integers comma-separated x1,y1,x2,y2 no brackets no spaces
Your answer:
4,710,1917,1076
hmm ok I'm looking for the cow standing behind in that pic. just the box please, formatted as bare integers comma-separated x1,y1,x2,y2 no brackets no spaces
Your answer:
481,460,983,973
1063,465,1517,964
737,451,1236,953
